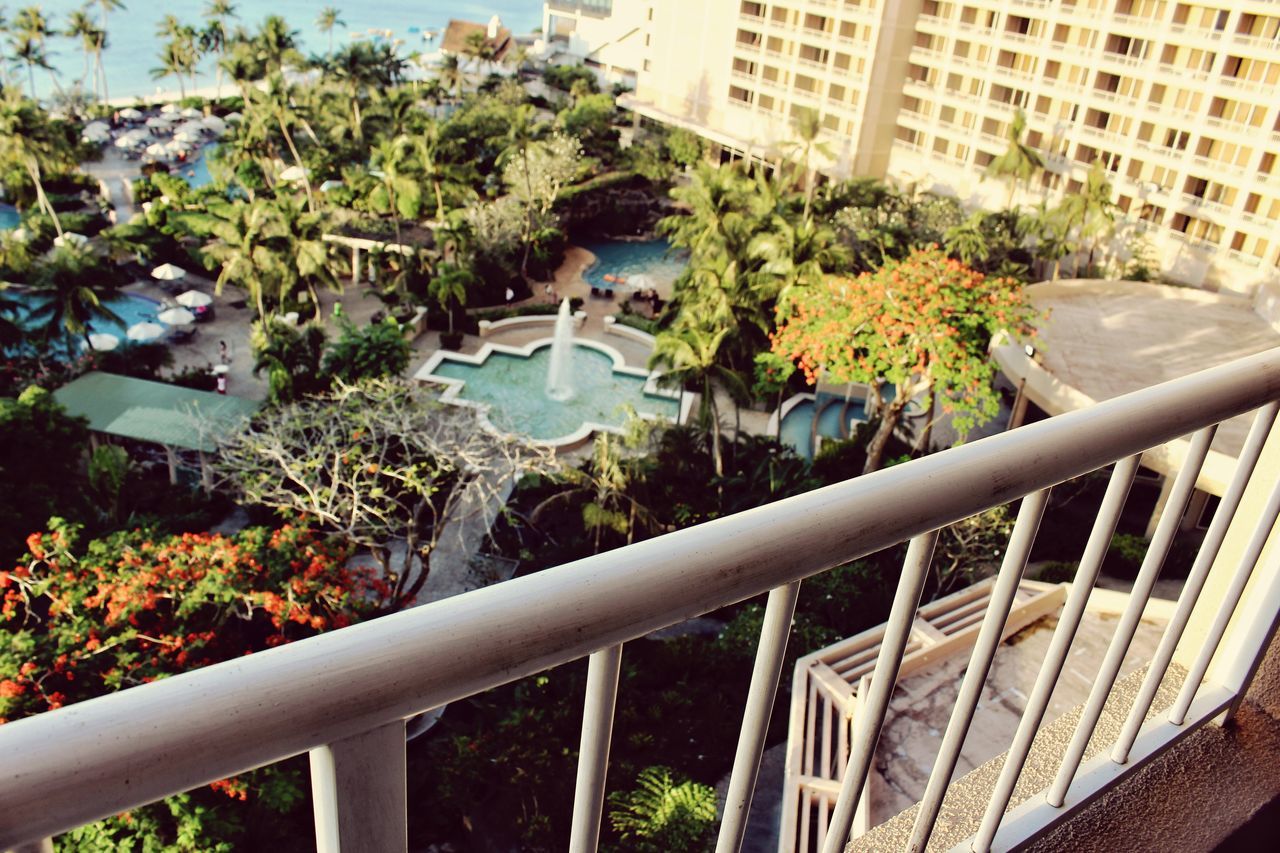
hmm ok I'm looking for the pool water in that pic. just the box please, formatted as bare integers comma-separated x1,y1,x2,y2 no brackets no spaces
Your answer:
582,239,687,292
780,396,867,460
4,292,168,352
0,203,20,230
432,344,679,441
182,152,214,189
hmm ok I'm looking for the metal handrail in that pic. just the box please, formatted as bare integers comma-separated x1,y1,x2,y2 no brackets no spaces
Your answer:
3,347,1280,848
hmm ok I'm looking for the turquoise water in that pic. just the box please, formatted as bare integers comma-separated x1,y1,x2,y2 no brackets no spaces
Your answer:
180,152,214,189
5,292,169,352
31,1,544,101
0,204,20,230
432,343,678,441
780,396,866,460
583,240,688,291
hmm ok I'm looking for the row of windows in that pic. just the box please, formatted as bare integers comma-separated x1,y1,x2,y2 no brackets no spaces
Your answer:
727,83,855,134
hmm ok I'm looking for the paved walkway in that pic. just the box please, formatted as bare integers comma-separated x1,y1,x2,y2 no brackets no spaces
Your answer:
82,147,140,223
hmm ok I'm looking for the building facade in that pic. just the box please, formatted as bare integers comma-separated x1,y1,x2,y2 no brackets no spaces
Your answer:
615,0,1280,294
541,1,648,88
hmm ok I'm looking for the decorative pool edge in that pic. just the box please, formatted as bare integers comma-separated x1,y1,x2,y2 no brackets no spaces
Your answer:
413,336,691,453
766,392,818,439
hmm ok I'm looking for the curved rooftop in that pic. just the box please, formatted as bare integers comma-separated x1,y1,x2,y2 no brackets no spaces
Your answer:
994,279,1280,494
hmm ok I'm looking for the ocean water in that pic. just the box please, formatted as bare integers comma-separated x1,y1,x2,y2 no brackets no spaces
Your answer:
28,1,543,101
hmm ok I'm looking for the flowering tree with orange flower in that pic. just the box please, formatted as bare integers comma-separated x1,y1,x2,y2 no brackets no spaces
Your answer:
771,246,1036,473
0,519,378,848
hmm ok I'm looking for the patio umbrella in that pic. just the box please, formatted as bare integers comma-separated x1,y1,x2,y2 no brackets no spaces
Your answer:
175,289,213,308
160,103,179,114
201,115,226,135
144,142,171,159
180,107,203,119
278,165,308,182
119,107,144,121
115,131,149,148
627,273,655,292
319,179,344,192
81,122,110,142
223,111,243,124
127,321,165,342
151,263,187,281
157,306,195,325
146,116,174,130
85,332,120,351
174,128,203,144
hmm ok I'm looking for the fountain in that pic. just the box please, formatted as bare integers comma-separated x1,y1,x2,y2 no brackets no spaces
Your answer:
545,298,576,402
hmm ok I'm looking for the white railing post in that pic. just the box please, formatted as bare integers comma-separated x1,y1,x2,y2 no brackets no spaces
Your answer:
822,532,941,853
309,721,407,853
1047,425,1217,807
718,581,803,853
568,644,624,853
907,489,1051,850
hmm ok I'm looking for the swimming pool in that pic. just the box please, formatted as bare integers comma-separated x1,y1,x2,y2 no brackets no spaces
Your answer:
431,342,679,442
582,239,687,292
779,395,867,460
4,291,169,353
0,203,20,231
181,151,214,189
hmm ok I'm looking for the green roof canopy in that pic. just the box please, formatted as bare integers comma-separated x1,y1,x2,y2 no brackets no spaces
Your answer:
53,372,259,452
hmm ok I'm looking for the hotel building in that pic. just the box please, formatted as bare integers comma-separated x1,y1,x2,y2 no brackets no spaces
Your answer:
605,0,1280,295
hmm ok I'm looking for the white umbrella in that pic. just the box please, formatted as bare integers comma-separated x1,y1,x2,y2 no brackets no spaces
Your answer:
319,179,344,192
174,128,203,144
223,111,243,124
144,142,171,158
160,103,179,114
115,131,149,148
157,306,195,325
151,263,187,281
119,107,144,121
53,233,89,249
175,289,212,308
165,138,193,154
86,332,120,351
627,273,655,292
278,165,308,182
201,115,226,135
146,115,174,130
127,321,165,342
84,120,110,134
180,107,203,119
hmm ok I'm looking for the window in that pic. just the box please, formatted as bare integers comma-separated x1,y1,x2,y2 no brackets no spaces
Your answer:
798,43,830,64
1237,14,1280,41
1163,128,1190,150
736,28,762,46
758,93,775,111
740,1,764,17
728,85,754,104
1139,204,1166,224
794,74,819,93
896,125,921,145
771,5,791,24
829,83,846,102
1222,56,1280,85
732,57,758,75
803,13,829,33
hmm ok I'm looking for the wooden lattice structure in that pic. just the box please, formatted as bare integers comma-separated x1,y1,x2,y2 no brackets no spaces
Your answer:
779,578,1068,853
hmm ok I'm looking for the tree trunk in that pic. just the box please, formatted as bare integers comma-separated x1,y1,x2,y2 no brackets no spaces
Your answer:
433,180,445,222
911,391,936,455
279,117,316,212
707,381,724,478
28,161,64,238
863,397,907,474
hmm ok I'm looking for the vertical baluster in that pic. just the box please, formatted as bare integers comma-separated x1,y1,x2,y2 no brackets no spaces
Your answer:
310,720,407,853
907,489,1050,851
568,644,624,853
805,682,818,776
718,581,802,853
821,697,833,779
820,531,941,853
1047,425,1216,807
1168,474,1280,725
1112,403,1280,762
972,456,1140,852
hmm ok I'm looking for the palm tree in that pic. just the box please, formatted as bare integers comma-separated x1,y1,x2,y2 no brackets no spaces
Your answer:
781,109,833,223
462,30,496,78
749,214,848,312
11,7,54,99
27,245,123,346
985,107,1044,209
90,0,127,103
63,9,102,97
428,262,476,334
254,15,299,73
649,322,742,478
410,120,453,222
201,1,237,99
259,73,316,211
943,211,991,266
369,135,422,247
317,6,345,54
0,92,72,237
151,38,194,99
436,53,465,101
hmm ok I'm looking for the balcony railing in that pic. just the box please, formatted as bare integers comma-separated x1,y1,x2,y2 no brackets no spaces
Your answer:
2,350,1280,852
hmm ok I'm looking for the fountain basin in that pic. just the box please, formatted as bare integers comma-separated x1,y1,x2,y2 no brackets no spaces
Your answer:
415,337,683,451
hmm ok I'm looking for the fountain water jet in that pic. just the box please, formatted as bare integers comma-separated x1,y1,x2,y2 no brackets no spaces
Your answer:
545,298,576,401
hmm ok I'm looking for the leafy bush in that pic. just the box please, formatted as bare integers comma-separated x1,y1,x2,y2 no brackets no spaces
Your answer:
322,314,411,383
543,64,599,94
1104,533,1149,579
607,766,716,853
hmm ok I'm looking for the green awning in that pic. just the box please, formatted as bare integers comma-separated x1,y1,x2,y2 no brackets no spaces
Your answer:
53,372,259,452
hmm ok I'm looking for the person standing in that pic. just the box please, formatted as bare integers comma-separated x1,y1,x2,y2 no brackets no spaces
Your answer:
216,374,227,395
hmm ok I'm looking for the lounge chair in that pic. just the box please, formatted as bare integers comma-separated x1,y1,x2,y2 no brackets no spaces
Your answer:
169,326,196,344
